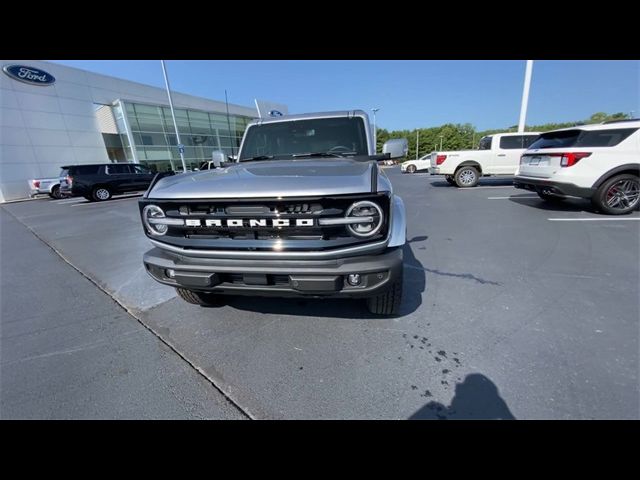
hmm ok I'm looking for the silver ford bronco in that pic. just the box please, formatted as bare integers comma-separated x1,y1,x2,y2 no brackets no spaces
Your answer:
139,110,407,315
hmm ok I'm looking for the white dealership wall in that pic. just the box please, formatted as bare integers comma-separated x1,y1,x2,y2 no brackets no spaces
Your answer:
0,60,261,202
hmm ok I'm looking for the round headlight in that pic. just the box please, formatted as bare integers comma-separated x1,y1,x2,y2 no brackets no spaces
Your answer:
345,201,383,238
143,204,168,236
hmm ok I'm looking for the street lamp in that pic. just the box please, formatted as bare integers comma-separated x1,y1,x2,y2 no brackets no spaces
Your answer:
439,135,444,151
371,108,380,153
161,60,187,173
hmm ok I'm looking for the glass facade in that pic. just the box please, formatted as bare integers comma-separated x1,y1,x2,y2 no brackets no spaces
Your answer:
118,100,254,172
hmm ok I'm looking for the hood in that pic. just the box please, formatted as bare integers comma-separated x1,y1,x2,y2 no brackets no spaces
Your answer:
148,158,385,199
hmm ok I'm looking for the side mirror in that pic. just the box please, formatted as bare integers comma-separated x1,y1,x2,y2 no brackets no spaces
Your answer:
382,138,409,159
211,150,226,168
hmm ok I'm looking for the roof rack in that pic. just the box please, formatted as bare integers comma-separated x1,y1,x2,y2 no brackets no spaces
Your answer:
602,118,640,124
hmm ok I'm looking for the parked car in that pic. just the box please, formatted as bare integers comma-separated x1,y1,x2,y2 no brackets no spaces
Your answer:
514,119,640,215
139,110,408,315
401,154,432,174
29,177,62,199
429,132,540,187
59,163,156,201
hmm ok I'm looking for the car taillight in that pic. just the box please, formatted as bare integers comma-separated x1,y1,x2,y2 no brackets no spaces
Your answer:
554,152,591,167
33,180,40,188
436,155,447,165
66,175,73,186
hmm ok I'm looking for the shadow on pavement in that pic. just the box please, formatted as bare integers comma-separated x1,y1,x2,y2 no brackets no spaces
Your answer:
202,241,426,319
409,373,516,420
509,196,594,213
430,177,516,188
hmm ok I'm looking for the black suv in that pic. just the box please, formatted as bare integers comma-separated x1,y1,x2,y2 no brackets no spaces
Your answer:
59,163,156,201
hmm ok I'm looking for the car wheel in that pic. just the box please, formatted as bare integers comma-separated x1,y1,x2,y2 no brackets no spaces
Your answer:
407,164,417,174
592,174,640,215
366,276,403,316
445,175,456,185
92,186,112,202
455,166,480,188
537,191,566,203
175,288,219,306
49,185,63,199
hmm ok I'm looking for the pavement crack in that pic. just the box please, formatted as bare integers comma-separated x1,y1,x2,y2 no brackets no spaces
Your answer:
2,207,254,420
405,263,501,285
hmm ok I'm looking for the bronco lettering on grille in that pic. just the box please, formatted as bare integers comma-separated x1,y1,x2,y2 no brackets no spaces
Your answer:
194,218,315,228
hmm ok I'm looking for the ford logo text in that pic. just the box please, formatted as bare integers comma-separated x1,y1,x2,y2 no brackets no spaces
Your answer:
3,65,56,86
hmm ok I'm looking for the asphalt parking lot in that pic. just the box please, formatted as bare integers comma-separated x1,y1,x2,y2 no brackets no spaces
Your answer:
2,167,638,419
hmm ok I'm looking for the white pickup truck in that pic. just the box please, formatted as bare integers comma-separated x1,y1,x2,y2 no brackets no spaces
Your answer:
29,177,63,199
428,132,540,187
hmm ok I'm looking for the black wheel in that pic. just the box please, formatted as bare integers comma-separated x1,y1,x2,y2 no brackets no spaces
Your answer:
537,191,566,203
454,166,480,188
445,175,456,185
592,174,640,215
366,278,403,316
49,185,63,199
407,164,417,174
175,288,219,306
92,186,112,201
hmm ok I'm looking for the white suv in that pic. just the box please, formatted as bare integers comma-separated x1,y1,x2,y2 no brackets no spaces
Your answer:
514,120,640,215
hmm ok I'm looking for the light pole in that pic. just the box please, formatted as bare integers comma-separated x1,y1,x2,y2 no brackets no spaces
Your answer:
518,60,534,133
416,129,420,160
439,135,444,151
371,108,380,153
161,60,187,173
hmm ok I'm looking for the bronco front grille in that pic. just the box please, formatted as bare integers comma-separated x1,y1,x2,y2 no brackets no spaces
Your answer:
140,194,390,252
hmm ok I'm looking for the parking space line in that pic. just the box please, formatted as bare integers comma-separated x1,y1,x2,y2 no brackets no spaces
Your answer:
548,217,640,222
71,195,142,207
455,186,515,190
53,198,85,205
487,195,538,199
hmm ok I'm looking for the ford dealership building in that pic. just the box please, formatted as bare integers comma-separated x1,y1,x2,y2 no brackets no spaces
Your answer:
1,60,285,202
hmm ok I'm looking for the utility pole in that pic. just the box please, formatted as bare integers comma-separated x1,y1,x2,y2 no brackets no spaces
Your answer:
518,60,534,133
161,60,187,172
225,90,235,158
416,130,419,160
371,108,380,153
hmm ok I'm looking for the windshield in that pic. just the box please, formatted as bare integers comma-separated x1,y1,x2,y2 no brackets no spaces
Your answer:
239,117,368,161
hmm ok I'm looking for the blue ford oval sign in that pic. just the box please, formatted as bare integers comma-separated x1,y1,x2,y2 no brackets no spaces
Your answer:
268,110,283,117
3,65,56,86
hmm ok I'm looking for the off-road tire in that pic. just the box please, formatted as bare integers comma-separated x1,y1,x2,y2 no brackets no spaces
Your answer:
175,288,218,306
366,279,403,316
454,166,480,188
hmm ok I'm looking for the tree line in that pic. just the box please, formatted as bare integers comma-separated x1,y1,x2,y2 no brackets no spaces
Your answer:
376,112,631,160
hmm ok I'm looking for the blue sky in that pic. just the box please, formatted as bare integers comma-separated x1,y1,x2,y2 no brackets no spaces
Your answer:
52,60,638,131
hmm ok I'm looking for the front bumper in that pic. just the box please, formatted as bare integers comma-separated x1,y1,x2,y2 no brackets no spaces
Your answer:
143,246,403,298
513,176,595,199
